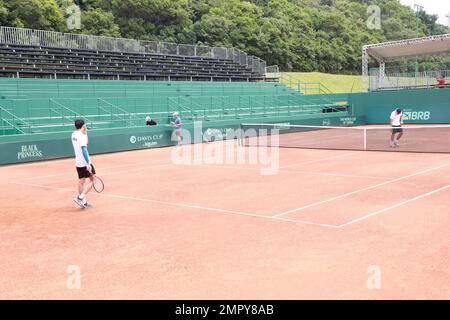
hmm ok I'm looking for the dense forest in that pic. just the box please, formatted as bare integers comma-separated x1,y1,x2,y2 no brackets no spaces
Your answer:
0,0,448,73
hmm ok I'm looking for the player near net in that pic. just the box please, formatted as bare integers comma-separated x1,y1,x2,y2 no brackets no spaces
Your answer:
390,108,403,148
72,119,95,209
169,112,182,146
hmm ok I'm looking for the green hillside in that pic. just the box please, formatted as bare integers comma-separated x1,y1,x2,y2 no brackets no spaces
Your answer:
282,72,364,94
0,0,448,74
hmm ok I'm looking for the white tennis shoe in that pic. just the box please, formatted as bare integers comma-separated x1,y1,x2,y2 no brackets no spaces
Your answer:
73,197,85,208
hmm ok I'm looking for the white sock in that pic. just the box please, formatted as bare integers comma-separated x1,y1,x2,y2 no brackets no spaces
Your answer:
78,193,86,200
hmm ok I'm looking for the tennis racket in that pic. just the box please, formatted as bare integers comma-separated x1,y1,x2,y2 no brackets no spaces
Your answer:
93,175,104,193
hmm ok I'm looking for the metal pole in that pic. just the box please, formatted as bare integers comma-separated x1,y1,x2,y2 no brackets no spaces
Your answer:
414,4,424,78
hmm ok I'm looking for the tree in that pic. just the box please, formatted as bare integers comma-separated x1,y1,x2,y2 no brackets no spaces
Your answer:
111,0,192,42
81,8,121,37
0,0,9,26
194,12,232,46
6,0,65,31
0,0,448,73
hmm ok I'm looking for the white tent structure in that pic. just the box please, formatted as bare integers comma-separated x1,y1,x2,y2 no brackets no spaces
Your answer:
362,33,450,91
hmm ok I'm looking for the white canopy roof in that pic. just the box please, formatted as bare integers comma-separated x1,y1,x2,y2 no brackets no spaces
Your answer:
363,33,450,62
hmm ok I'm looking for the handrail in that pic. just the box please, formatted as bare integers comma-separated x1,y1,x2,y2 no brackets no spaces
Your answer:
97,98,132,126
166,93,350,120
97,98,131,116
319,83,333,94
291,94,346,109
0,105,32,127
97,104,124,123
49,99,94,127
279,73,335,94
0,117,25,134
350,79,356,93
170,93,342,104
49,100,83,127
168,96,196,120
0,105,32,134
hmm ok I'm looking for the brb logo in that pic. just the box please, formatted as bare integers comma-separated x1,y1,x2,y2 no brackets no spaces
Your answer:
403,110,431,121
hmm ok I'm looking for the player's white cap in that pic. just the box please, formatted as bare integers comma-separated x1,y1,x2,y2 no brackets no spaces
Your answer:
173,112,179,116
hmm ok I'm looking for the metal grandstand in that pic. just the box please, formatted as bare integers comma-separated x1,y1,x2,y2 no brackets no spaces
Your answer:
0,26,266,81
363,33,450,91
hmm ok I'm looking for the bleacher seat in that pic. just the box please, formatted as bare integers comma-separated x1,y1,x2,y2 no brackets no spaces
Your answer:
0,44,264,82
0,78,352,136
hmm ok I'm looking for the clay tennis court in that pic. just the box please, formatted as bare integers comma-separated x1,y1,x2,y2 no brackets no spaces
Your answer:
0,136,449,299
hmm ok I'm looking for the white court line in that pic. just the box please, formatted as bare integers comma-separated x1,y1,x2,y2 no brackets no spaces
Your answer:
40,161,392,186
13,149,360,183
338,184,450,228
282,169,392,180
197,147,359,170
1,152,167,170
279,152,360,169
14,159,172,182
196,164,392,180
271,216,340,229
11,181,340,229
42,163,175,185
273,162,450,218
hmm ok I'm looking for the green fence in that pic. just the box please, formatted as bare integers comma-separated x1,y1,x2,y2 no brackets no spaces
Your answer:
2,78,343,135
5,79,449,166
0,113,365,165
0,78,391,166
349,87,450,124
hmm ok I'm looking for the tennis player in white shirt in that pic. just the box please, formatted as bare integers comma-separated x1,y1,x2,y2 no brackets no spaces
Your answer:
72,119,95,208
390,108,404,148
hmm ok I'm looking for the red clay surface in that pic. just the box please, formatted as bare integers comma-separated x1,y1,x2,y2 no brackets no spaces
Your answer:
0,141,449,299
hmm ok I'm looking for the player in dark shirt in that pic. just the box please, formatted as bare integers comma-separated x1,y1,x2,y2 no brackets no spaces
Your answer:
146,116,157,126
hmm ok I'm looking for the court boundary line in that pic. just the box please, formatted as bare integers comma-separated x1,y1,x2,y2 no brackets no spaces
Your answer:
273,161,450,218
337,184,450,228
12,150,363,183
281,168,392,180
16,160,393,187
195,164,393,180
36,163,176,185
7,152,449,229
10,180,449,230
13,159,173,182
11,181,341,229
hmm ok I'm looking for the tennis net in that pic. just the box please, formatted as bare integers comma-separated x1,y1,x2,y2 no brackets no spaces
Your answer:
239,123,450,153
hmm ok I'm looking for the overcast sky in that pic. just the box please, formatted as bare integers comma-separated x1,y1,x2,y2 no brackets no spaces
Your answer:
399,0,450,26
